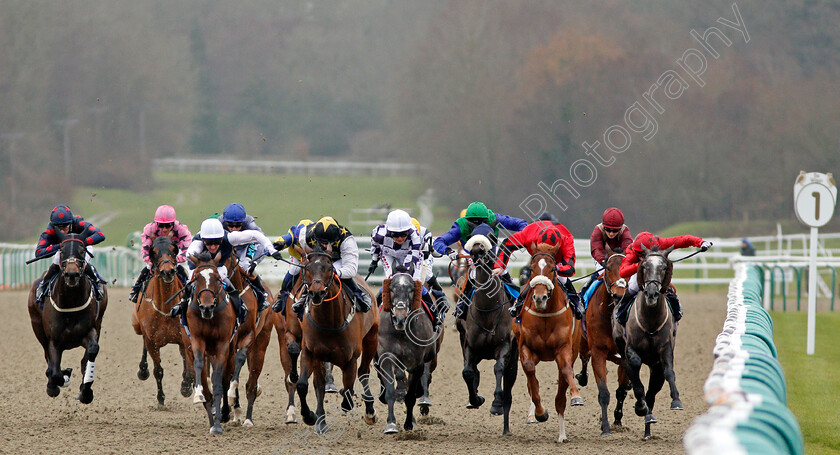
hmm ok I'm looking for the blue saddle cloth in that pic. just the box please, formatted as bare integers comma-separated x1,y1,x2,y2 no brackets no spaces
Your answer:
583,279,603,310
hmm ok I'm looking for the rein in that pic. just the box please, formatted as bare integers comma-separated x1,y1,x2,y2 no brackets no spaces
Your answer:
301,251,353,332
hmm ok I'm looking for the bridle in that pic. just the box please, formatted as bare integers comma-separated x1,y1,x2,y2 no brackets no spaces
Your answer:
59,238,88,287
191,263,226,315
602,253,626,302
302,251,340,306
529,251,558,299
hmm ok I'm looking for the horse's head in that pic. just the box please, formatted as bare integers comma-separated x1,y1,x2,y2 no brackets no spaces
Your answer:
189,251,224,319
604,248,626,301
58,233,89,288
150,236,178,284
303,251,336,305
383,272,419,331
529,243,559,311
464,233,493,268
638,244,674,306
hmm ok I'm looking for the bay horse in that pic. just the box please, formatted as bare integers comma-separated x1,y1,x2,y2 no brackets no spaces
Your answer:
131,236,193,406
272,298,300,425
576,248,631,436
612,244,682,440
296,250,379,434
183,251,236,435
27,233,108,403
224,254,275,426
378,272,440,434
455,233,518,435
514,243,583,443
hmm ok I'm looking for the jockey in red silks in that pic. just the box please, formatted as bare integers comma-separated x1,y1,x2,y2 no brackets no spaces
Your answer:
615,232,712,325
493,220,582,319
129,205,193,303
579,207,634,296
34,205,107,305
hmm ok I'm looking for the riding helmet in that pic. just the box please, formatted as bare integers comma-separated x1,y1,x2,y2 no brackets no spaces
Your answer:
222,203,247,223
200,218,225,240
50,205,74,226
154,205,177,223
310,216,342,245
632,231,660,253
385,209,413,235
602,207,625,229
465,201,491,222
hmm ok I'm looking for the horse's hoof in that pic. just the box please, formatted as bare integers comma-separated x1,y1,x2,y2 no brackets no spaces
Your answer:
404,421,414,431
210,425,223,435
489,405,504,416
285,405,298,424
601,430,611,437
232,407,243,423
643,434,652,441
363,411,377,425
645,413,657,424
243,419,254,427
384,423,398,434
325,383,339,394
180,382,192,398
536,411,549,423
418,396,432,406
671,400,683,410
193,393,205,405
570,396,584,406
466,395,485,409
576,372,588,387
419,403,430,416
557,436,569,443
137,368,150,381
634,401,649,417
302,411,317,426
46,386,60,398
78,389,93,404
314,420,328,435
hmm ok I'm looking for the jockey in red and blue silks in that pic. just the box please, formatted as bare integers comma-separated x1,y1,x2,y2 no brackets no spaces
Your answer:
432,201,528,319
128,205,192,303
614,232,712,325
34,205,106,305
271,218,313,314
494,220,583,319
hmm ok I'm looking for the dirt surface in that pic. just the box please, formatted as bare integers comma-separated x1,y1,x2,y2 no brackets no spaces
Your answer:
1,288,726,454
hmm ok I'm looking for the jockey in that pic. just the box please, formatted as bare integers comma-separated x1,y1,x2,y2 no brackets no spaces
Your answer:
614,232,712,325
290,216,372,318
221,202,271,311
494,220,582,319
34,205,107,305
518,212,559,286
369,210,448,327
168,218,281,324
412,216,450,319
579,207,633,297
432,201,528,319
271,218,313,314
128,205,192,303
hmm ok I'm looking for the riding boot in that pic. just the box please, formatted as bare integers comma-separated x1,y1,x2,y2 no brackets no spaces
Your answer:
223,278,247,325
427,274,445,293
35,264,61,305
509,281,531,318
291,291,307,321
176,264,188,285
579,273,597,299
561,279,583,320
615,291,637,326
85,265,106,301
665,292,683,322
454,279,474,320
342,277,371,313
272,272,295,313
129,267,152,303
249,275,270,312
168,283,192,318
430,288,449,326
421,290,439,327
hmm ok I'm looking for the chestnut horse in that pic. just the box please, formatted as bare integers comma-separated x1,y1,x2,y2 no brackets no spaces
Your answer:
612,244,682,440
296,250,379,435
576,248,631,436
224,255,274,426
28,233,108,403
514,243,582,443
131,236,193,405
183,251,236,435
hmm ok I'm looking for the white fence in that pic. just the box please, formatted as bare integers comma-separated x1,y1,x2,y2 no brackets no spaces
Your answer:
153,157,425,177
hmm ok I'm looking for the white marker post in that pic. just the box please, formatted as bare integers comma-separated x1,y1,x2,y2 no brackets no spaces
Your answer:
793,171,837,355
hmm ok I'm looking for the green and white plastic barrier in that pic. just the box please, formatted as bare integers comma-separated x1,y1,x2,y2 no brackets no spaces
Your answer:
684,263,804,455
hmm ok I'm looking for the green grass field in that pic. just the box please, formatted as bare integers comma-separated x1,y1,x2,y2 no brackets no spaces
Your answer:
70,171,452,245
772,311,840,455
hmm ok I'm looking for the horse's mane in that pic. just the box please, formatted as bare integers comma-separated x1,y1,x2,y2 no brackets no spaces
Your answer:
381,278,392,312
151,236,174,254
638,246,673,290
534,243,559,256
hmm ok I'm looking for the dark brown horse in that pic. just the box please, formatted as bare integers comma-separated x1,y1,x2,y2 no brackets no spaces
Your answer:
131,236,193,405
28,233,108,403
296,250,379,435
514,243,582,443
612,244,682,440
224,255,274,426
576,248,631,436
271,298,301,424
455,233,518,435
183,251,236,435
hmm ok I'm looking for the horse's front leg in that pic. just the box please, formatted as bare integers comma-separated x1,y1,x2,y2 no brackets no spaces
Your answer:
382,362,398,434
418,361,432,416
137,344,150,381
662,345,682,411
554,347,575,443
520,345,546,424
77,329,100,405
623,345,648,418
490,341,512,416
313,359,328,435
295,347,317,426
643,365,665,440
614,367,631,427
178,342,194,398
592,350,612,435
45,340,65,397
209,353,226,435
403,365,424,431
461,347,484,409
146,340,165,406
228,347,247,423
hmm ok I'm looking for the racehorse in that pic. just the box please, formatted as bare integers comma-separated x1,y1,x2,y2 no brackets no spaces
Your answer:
271,299,301,424
183,251,236,435
455,233,518,435
378,272,440,434
576,248,631,436
224,255,274,426
28,233,108,403
296,249,380,434
612,244,682,440
514,243,583,443
131,236,193,406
